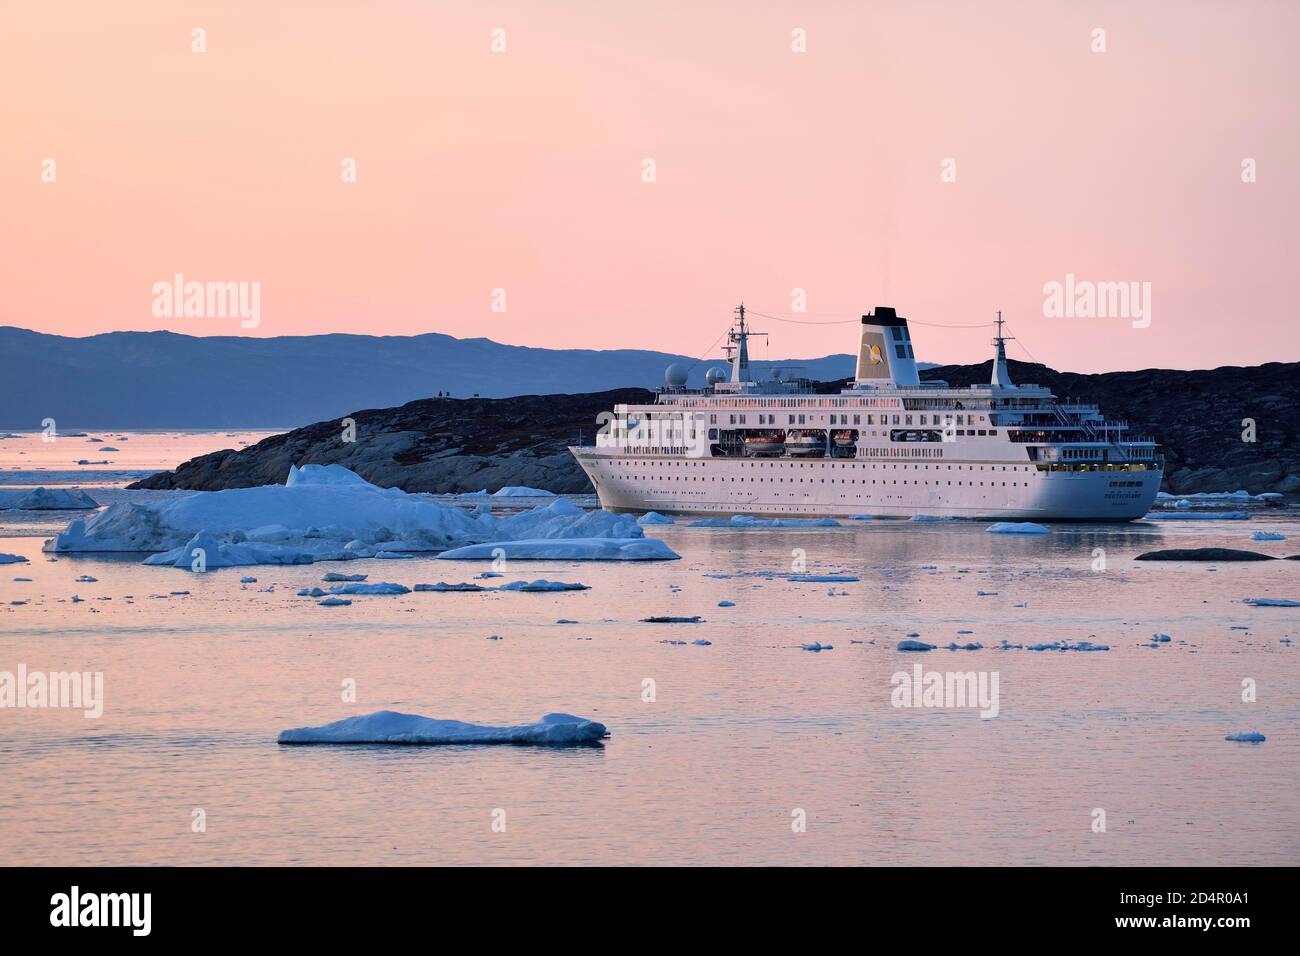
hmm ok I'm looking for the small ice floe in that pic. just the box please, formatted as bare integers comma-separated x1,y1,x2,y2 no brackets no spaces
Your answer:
1224,731,1266,743
1143,511,1250,521
986,522,1051,535
170,590,190,596
323,572,368,582
977,590,998,596
239,576,257,583
660,639,687,645
555,619,578,624
326,582,410,596
277,711,608,745
497,579,589,592
957,629,975,635
689,515,840,528
476,571,504,579
76,460,110,465
99,446,119,452
1251,531,1287,541
374,551,415,559
717,600,736,607
638,512,674,525
1242,597,1300,607
692,639,712,646
487,634,502,640
910,514,957,522
13,577,32,581
318,597,352,607
298,587,327,597
1027,642,1061,651
898,639,935,651
1136,547,1274,562
0,553,30,565
1069,641,1110,651
1153,633,1172,642
789,574,860,583
998,640,1023,650
415,582,486,592
641,615,703,623
75,575,98,582
849,514,873,521
801,642,833,651
947,642,983,650
438,538,679,561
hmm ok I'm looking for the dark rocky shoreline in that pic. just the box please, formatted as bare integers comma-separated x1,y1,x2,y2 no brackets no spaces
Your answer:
131,359,1299,497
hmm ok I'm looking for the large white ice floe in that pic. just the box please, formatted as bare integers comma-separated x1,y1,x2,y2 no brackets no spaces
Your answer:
0,487,98,510
277,710,608,745
986,522,1051,535
45,465,675,565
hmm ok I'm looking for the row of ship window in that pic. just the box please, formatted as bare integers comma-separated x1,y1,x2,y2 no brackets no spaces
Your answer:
719,413,987,426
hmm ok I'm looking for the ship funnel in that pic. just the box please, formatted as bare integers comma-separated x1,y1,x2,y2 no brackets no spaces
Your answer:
854,306,919,387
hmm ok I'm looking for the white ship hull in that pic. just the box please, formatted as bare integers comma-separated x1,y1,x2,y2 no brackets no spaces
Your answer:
572,450,1162,521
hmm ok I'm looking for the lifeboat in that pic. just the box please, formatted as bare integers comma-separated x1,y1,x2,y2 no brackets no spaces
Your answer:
831,429,857,447
785,430,825,456
743,430,786,456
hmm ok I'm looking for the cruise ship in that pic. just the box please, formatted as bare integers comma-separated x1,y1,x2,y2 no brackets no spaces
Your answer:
570,306,1163,520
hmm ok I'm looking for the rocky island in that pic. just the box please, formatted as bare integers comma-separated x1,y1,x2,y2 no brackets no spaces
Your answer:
131,360,1299,497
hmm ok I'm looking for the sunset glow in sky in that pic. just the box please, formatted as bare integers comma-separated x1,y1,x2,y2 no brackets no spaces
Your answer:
3,1,1296,371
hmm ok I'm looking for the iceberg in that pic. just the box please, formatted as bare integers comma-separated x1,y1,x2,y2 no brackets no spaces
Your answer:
277,710,608,745
986,522,1051,535
0,487,98,510
637,511,674,525
46,465,673,565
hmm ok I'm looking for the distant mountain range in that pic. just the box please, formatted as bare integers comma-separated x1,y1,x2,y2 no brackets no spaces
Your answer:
0,326,868,429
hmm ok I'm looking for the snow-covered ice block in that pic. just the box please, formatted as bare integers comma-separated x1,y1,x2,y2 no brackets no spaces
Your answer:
0,487,98,510
986,522,1051,535
277,710,608,745
637,511,674,525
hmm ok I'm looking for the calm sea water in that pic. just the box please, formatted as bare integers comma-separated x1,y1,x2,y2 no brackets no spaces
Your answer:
1,433,1297,865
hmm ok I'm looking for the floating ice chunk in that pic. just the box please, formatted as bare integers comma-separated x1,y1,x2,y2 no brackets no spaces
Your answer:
239,576,257,583
946,642,983,650
1143,511,1250,521
910,514,957,522
496,579,589,592
1224,731,1265,743
415,582,485,592
438,537,679,561
491,486,556,497
0,553,30,564
144,531,316,569
277,710,608,745
789,574,860,583
637,511,674,525
977,590,999,596
1153,633,1172,642
374,551,415,559
1242,597,1300,607
326,582,410,595
323,572,368,582
298,587,327,597
898,639,935,651
957,629,974,635
986,522,1051,535
642,615,703,623
692,639,712,646
1068,641,1110,651
801,642,833,651
285,463,376,487
318,597,352,607
0,487,98,510
998,640,1023,650
717,600,736,607
75,575,97,582
1250,531,1286,541
1027,642,1063,651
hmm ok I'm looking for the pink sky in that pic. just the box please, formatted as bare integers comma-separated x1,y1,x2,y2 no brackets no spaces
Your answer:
2,1,1296,372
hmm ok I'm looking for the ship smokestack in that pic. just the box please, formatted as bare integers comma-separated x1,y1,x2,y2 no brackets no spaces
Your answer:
854,306,919,386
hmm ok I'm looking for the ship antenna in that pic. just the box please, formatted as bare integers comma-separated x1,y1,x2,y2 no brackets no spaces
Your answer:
990,310,1016,388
